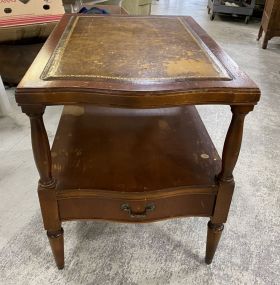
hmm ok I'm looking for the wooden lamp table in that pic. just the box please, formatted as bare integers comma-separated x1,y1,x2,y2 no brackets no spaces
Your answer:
16,15,260,269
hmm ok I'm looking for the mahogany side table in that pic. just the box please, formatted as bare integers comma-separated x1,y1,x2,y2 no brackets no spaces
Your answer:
16,15,260,269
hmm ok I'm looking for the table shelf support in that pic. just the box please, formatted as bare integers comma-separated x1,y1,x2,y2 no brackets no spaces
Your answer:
25,106,54,187
22,104,64,269
205,105,254,264
218,105,254,182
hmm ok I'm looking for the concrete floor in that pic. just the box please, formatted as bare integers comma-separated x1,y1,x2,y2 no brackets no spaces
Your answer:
0,0,280,284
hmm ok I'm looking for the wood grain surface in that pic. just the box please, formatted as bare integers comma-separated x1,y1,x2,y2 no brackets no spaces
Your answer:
17,14,261,268
16,15,260,107
52,105,221,192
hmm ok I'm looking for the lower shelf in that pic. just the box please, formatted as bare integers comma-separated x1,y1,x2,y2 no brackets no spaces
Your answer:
52,105,220,222
52,105,221,193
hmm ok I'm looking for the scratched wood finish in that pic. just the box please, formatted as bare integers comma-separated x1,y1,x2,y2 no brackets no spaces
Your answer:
41,17,229,81
16,15,260,269
52,105,219,222
52,105,220,192
16,15,260,107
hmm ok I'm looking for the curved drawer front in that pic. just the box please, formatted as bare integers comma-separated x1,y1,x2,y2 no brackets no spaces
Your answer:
58,192,216,222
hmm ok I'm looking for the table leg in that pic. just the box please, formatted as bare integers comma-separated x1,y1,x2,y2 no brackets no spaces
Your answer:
47,228,64,270
205,105,254,264
22,105,64,269
205,221,224,264
262,35,269,49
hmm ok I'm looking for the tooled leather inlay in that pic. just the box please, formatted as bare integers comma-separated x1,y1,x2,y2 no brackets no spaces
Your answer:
41,16,230,82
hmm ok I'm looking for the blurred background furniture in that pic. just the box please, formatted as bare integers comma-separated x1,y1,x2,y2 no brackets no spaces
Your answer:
0,0,136,86
207,0,256,23
257,0,280,49
63,0,152,15
121,0,152,15
0,0,64,86
0,23,57,85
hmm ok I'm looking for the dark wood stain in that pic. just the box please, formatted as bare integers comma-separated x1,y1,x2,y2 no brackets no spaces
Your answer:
16,14,261,270
257,0,280,49
52,105,220,191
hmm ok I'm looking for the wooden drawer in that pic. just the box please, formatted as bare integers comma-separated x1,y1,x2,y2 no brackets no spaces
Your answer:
58,192,216,222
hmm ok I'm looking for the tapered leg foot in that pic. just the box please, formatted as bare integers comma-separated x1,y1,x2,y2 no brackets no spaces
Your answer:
262,34,270,49
47,228,64,269
262,39,268,49
205,221,224,264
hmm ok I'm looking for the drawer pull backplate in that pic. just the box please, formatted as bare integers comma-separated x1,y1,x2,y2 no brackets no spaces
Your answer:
120,203,155,219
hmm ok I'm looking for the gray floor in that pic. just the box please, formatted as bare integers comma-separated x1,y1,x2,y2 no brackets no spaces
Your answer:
0,0,280,284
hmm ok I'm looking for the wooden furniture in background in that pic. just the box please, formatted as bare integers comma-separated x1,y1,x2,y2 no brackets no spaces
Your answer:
0,21,57,86
16,15,260,269
257,0,280,49
0,5,126,86
207,0,256,24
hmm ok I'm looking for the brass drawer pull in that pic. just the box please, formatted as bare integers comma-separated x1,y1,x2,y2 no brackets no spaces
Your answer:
121,203,156,219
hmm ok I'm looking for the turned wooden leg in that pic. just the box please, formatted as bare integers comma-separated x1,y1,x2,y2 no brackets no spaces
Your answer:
38,185,64,269
257,26,263,41
206,105,254,264
22,105,64,269
47,228,65,269
212,105,254,224
205,221,224,264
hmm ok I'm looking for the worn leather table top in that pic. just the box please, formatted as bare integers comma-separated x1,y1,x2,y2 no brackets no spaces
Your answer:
42,16,229,82
16,15,260,107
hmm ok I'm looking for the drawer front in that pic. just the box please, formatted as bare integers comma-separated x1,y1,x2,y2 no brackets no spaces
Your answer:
58,193,216,222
